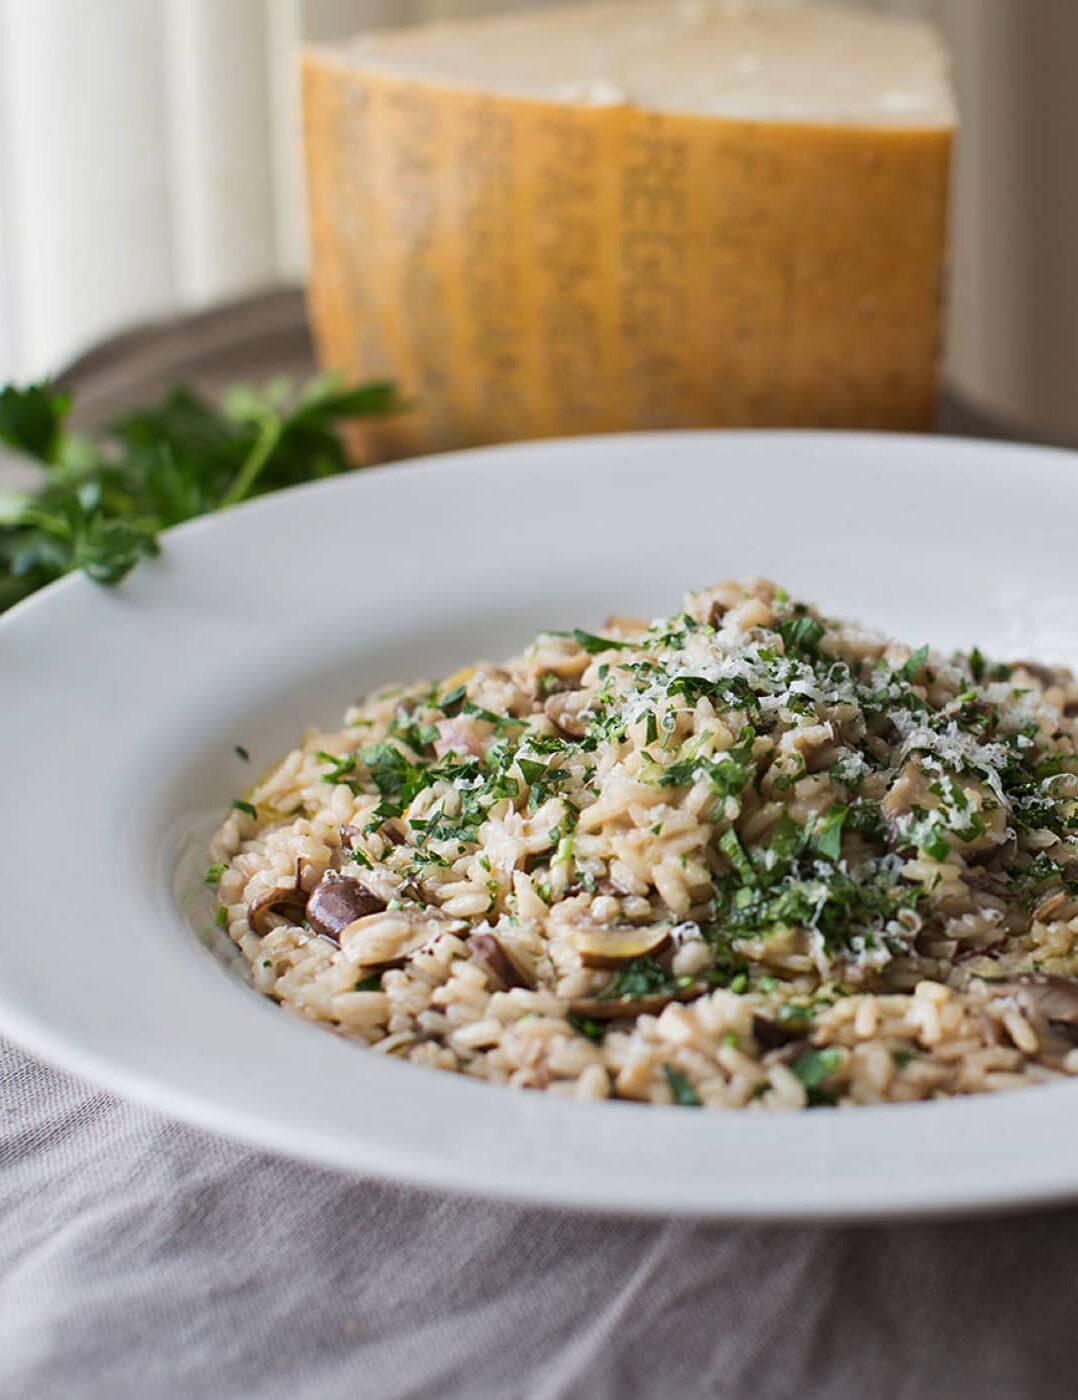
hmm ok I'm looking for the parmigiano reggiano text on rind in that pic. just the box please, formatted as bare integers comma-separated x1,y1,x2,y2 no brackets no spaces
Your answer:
302,0,954,460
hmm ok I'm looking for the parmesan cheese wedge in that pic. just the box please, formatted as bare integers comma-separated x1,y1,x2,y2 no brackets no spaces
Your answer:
303,0,955,460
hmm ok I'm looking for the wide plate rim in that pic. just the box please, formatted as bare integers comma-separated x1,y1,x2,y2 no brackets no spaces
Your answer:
4,427,1078,1221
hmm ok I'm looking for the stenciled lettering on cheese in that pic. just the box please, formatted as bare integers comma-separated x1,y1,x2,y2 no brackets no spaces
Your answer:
303,0,956,460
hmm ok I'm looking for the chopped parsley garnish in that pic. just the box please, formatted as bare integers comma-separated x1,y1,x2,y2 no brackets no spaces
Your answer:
0,375,404,612
719,827,757,885
659,725,756,798
568,1013,607,1043
231,799,256,819
318,750,358,786
233,745,250,762
439,683,467,714
600,956,677,1001
662,1065,702,1106
354,973,383,992
969,646,986,682
790,1047,842,1106
572,627,641,655
778,613,825,658
361,742,425,816
812,804,848,862
900,644,930,681
205,863,227,885
517,757,547,786
461,700,524,731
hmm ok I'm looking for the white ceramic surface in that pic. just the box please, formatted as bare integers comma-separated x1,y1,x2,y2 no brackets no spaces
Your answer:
3,431,1078,1221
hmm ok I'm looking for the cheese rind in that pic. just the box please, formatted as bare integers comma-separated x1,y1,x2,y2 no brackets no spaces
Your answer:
303,1,954,460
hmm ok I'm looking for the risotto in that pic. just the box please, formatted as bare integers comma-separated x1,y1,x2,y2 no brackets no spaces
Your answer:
207,580,1078,1109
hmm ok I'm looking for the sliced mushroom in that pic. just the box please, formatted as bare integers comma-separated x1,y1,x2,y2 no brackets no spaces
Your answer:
469,933,534,991
339,908,467,969
247,885,308,936
339,823,362,852
769,1036,813,1065
380,818,408,847
306,872,385,944
568,925,672,970
751,1013,807,1049
1007,975,1078,1026
569,984,704,1021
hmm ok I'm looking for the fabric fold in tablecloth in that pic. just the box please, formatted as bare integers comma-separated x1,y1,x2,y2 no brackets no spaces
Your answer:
2,1038,1077,1399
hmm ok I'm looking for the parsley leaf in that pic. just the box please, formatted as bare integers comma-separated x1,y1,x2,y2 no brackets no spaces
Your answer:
568,1013,607,1043
812,804,849,861
0,375,404,613
361,742,425,816
662,1065,702,1106
572,628,642,655
790,1046,842,1105
0,381,70,463
778,614,825,658
719,827,757,885
900,644,930,681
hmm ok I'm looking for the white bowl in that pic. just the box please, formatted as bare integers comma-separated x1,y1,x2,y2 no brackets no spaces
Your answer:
3,430,1078,1220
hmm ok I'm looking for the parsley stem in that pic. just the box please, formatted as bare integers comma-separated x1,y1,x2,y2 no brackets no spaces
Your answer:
219,413,282,508
8,505,72,539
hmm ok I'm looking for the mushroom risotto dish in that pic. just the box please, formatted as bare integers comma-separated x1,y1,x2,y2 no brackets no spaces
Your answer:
208,580,1078,1110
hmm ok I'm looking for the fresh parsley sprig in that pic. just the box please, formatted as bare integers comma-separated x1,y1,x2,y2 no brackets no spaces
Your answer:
0,374,405,613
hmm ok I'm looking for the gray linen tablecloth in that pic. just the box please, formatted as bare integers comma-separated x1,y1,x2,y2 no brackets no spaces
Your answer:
3,293,1076,1399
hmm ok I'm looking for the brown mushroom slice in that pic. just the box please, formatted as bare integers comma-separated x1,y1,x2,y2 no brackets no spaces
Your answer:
769,1036,813,1065
469,933,534,991
339,823,362,852
380,818,409,847
306,872,386,945
569,984,704,1021
751,1013,807,1050
594,876,630,898
339,908,467,970
247,885,308,936
1007,975,1078,1026
568,925,673,970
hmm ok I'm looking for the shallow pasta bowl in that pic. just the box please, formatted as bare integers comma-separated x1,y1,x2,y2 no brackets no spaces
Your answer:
3,430,1078,1220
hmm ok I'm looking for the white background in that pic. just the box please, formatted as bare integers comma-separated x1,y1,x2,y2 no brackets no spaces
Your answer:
0,0,565,380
